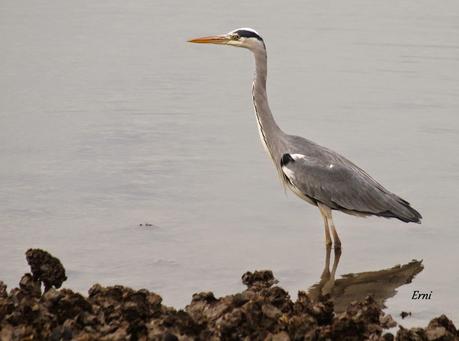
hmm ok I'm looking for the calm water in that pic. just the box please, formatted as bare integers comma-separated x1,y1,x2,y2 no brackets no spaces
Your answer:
1,0,459,327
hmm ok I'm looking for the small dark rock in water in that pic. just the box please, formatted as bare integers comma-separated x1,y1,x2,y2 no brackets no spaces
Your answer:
1,249,458,340
25,248,67,292
139,223,155,228
400,311,412,319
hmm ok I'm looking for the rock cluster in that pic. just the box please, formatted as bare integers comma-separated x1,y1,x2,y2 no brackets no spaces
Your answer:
0,249,457,340
25,248,67,292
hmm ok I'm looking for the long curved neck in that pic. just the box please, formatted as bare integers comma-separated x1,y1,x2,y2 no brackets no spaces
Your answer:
251,47,285,162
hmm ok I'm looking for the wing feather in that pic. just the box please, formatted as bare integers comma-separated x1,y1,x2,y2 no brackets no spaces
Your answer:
281,152,421,222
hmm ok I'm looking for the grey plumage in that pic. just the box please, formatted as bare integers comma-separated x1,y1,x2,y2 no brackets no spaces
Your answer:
189,28,422,247
280,136,421,223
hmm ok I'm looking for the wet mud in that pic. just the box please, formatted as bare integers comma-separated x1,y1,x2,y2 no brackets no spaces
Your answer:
0,249,457,340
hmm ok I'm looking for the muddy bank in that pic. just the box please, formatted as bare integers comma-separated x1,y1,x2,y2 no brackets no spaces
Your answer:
0,249,457,340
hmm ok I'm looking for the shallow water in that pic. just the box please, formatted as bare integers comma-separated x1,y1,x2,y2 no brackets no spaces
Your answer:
1,0,459,327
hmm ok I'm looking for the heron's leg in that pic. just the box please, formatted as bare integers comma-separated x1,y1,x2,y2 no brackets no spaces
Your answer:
320,245,332,280
317,203,332,247
327,212,342,249
322,246,341,295
331,247,342,277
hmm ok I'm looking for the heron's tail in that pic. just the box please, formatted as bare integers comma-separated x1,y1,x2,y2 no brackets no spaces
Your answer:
380,196,422,224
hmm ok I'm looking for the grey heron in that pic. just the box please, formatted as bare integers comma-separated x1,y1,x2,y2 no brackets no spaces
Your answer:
188,28,422,248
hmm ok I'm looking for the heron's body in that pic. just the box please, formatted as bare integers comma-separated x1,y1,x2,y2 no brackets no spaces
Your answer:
189,28,422,248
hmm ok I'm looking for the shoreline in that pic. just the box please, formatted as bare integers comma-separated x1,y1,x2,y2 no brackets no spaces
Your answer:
1,249,457,340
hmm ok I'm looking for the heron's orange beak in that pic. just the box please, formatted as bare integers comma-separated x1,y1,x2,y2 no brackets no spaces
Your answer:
188,35,230,45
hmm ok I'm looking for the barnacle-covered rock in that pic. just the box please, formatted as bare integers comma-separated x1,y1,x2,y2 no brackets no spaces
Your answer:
0,249,457,340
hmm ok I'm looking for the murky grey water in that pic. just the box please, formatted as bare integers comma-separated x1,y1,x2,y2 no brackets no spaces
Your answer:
1,0,459,327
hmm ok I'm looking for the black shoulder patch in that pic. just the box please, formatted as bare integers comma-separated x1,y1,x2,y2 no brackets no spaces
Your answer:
280,154,294,166
235,29,263,41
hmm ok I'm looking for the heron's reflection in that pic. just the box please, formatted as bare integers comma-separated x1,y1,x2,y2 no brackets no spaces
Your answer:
308,246,423,313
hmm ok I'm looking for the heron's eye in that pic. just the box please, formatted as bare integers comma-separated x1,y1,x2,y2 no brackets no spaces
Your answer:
231,33,240,40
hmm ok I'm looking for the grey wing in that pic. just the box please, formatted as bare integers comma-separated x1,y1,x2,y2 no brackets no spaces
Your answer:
280,152,422,223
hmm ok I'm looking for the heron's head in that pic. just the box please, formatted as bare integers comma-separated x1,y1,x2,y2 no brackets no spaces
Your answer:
188,28,265,52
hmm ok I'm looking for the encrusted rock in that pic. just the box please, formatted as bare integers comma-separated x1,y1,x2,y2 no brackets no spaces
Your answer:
0,249,457,340
242,270,278,288
19,273,42,298
25,248,67,291
0,281,7,299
